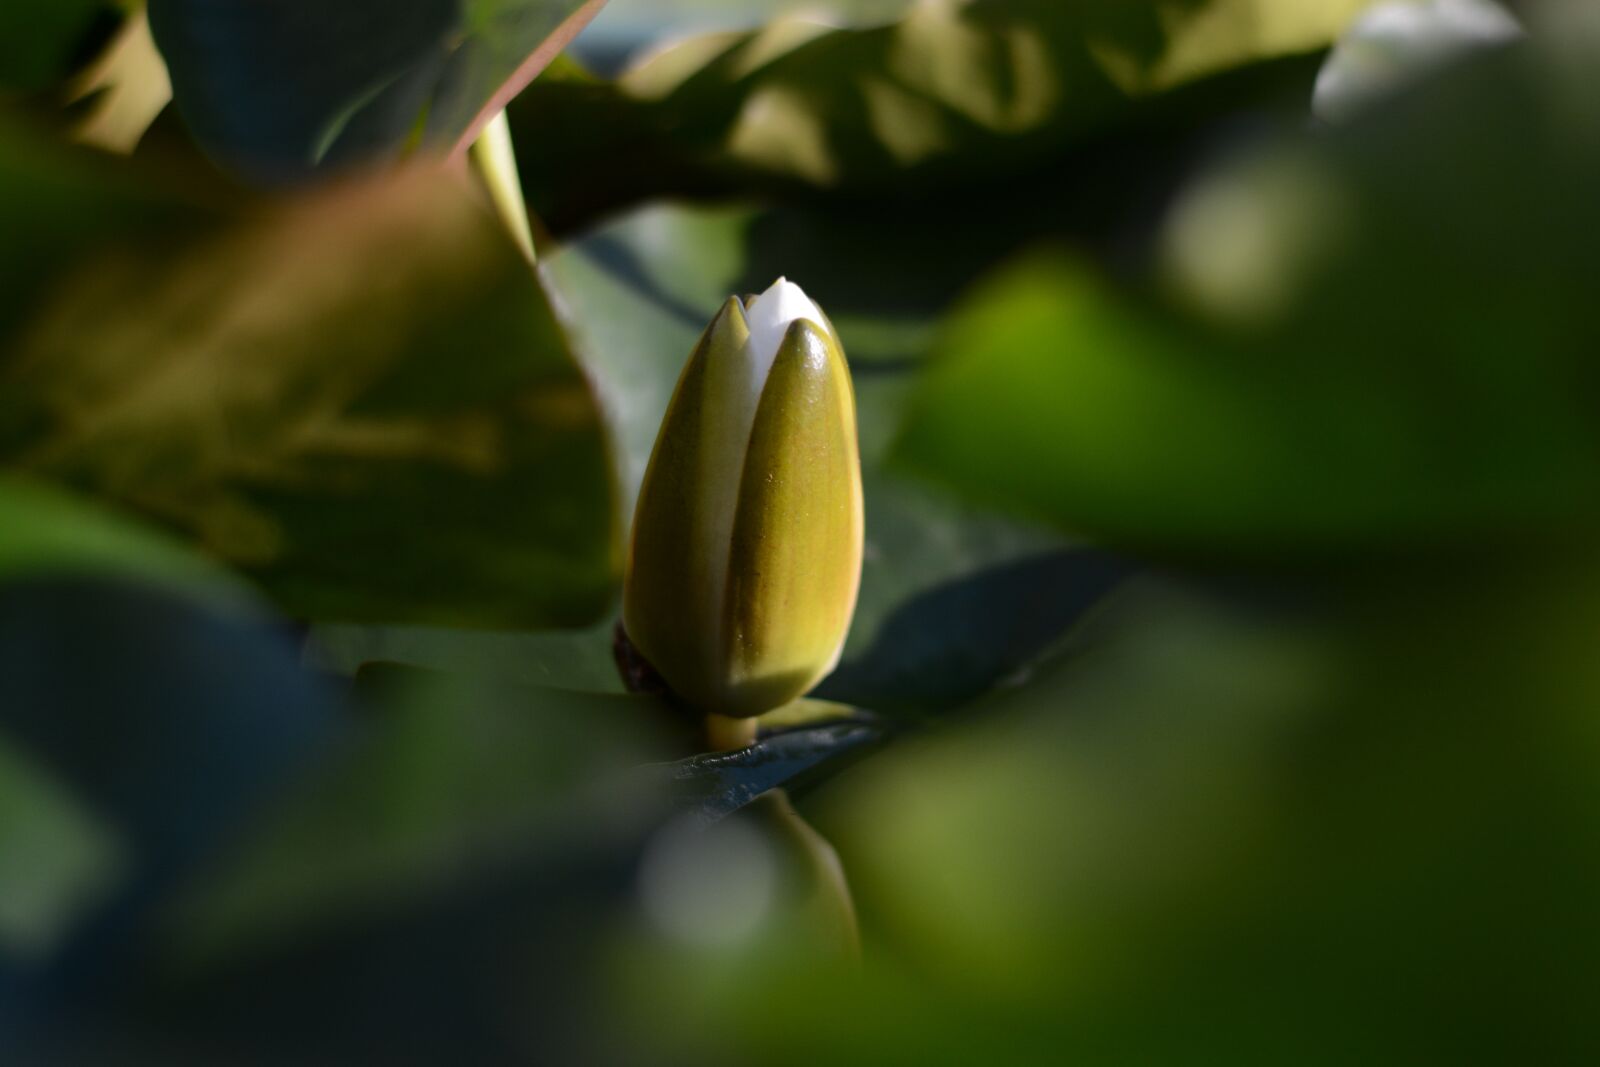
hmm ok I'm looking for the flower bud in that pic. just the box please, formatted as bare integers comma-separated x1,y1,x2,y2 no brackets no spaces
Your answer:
623,278,864,720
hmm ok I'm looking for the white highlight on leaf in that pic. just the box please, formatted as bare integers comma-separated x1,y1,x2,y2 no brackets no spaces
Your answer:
1313,0,1522,123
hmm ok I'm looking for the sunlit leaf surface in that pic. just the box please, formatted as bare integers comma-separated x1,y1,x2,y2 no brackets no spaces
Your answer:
69,7,174,154
512,0,1367,231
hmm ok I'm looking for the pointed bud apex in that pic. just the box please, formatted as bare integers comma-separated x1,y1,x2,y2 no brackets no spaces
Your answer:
623,278,864,720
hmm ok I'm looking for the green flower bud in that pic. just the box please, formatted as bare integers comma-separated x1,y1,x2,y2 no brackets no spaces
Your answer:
623,278,864,720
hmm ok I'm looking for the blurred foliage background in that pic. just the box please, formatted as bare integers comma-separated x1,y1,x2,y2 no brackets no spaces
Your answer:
3,0,1599,1063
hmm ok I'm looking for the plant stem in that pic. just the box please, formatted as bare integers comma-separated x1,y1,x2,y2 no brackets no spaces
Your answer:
705,713,758,752
470,108,536,264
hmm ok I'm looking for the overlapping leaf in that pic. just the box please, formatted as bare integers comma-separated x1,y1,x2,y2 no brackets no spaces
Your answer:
148,0,609,179
0,124,618,626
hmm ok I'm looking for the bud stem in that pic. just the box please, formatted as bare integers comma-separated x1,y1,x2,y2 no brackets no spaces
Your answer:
470,109,537,264
704,713,758,752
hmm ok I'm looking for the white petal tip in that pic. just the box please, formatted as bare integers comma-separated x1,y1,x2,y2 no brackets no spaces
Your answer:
747,277,825,376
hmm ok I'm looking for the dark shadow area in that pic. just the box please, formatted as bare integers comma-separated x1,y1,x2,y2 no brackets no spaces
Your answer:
0,576,343,1032
518,44,1325,248
22,840,641,1067
816,548,1131,719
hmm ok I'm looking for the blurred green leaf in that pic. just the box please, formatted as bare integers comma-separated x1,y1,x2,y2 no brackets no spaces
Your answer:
616,561,1600,1065
898,34,1600,555
616,787,861,1012
0,475,251,610
0,735,125,961
171,664,870,986
0,401,265,964
512,0,1365,231
0,126,618,627
0,574,340,1007
147,0,609,180
0,113,213,343
0,537,309,1041
172,662,666,967
0,0,110,92
0,640,639,1063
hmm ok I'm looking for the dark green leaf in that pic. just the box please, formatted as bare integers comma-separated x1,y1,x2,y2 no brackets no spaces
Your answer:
0,733,124,962
0,575,340,990
6,653,656,1064
0,113,212,346
171,661,871,993
171,662,668,967
148,0,609,180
